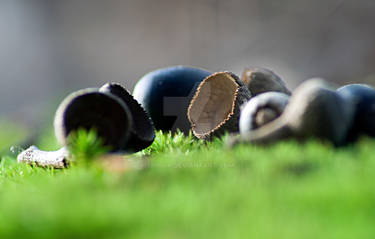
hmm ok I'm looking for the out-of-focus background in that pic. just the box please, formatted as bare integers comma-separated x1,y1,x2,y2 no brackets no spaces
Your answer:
1,0,375,125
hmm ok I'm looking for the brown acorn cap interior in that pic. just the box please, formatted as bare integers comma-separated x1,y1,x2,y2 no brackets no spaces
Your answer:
188,72,239,135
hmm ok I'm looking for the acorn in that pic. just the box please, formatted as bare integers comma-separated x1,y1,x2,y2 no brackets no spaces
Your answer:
54,88,133,152
241,67,291,96
133,66,211,134
188,72,252,140
239,92,290,134
229,79,354,146
337,84,375,141
99,83,155,152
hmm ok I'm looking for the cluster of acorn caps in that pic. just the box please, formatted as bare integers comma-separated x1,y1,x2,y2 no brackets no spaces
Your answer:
17,66,375,168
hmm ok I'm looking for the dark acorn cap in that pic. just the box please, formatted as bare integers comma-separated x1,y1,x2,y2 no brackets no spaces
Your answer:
337,84,375,141
284,79,354,145
54,88,133,152
99,83,155,152
241,67,291,96
188,72,252,140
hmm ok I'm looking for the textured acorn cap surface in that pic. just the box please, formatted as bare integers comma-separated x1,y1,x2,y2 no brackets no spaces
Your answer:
188,72,252,140
54,88,133,152
241,67,291,96
100,83,155,152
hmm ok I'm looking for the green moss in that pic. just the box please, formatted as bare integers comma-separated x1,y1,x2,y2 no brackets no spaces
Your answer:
1,130,375,238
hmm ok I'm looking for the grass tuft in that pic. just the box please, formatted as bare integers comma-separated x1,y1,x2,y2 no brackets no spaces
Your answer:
140,130,206,155
67,129,110,162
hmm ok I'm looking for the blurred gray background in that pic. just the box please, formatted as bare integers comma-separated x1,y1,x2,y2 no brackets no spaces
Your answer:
1,0,375,124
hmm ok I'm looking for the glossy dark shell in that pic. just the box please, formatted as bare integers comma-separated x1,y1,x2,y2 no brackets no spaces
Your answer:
100,83,155,152
54,89,132,152
337,84,375,141
133,66,211,134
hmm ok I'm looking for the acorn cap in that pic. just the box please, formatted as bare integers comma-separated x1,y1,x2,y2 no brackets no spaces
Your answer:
337,84,375,141
239,92,289,134
99,83,155,152
285,79,354,144
238,79,354,146
188,72,252,140
54,88,133,152
241,67,291,96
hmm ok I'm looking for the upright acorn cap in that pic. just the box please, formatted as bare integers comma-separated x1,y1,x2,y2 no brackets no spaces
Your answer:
241,67,291,96
99,83,155,152
54,88,133,152
188,72,252,140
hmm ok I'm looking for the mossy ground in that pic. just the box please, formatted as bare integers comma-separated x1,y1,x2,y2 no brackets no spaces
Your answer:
1,119,375,239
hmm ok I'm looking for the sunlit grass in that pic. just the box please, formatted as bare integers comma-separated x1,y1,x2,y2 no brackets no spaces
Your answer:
67,129,110,162
1,121,375,238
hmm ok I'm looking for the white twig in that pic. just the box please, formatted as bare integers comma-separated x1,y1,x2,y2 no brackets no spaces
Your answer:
17,146,70,169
